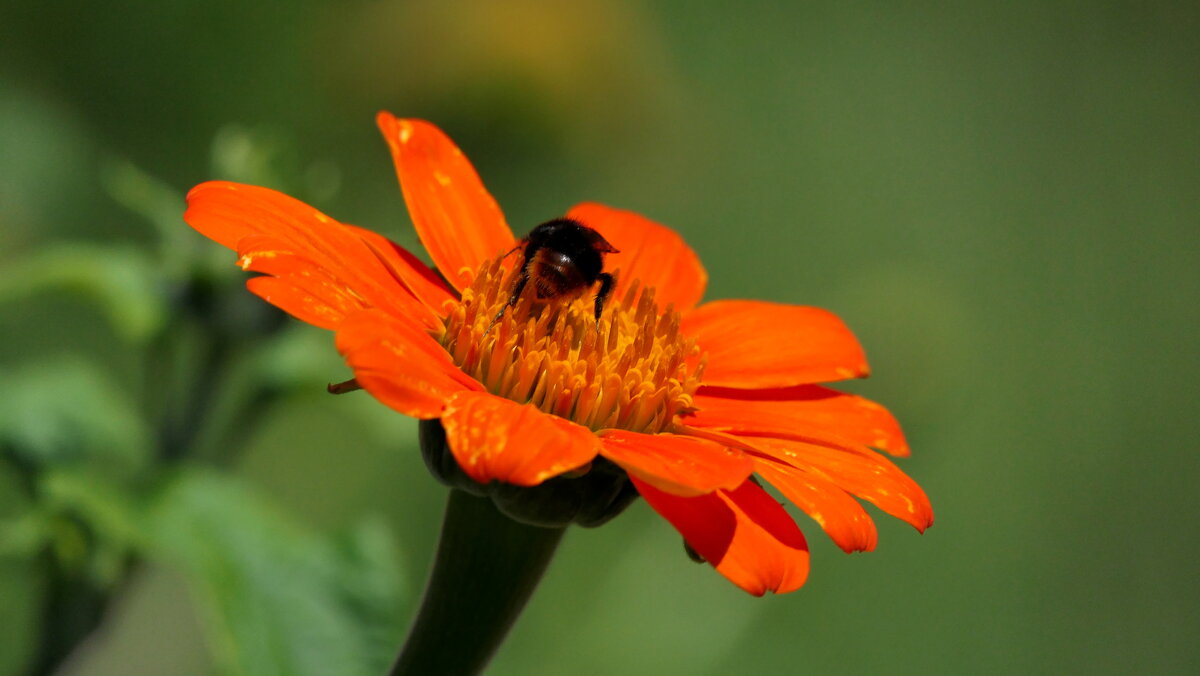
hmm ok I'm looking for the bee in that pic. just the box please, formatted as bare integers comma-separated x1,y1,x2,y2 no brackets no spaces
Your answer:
491,217,619,329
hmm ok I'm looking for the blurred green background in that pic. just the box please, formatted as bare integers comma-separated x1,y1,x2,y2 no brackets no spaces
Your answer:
2,0,1197,674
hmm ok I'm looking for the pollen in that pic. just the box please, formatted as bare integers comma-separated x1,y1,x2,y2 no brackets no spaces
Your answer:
439,255,706,434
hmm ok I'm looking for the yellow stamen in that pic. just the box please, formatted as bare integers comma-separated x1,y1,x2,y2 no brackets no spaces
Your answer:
440,256,705,434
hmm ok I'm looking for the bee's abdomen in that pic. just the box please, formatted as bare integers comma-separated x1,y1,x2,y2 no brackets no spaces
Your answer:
529,249,588,298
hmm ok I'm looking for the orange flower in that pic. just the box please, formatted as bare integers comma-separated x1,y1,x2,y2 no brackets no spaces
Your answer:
184,113,932,595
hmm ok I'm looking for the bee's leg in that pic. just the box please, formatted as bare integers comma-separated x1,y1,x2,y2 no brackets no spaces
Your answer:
506,273,530,310
500,241,525,260
486,272,529,334
593,272,615,324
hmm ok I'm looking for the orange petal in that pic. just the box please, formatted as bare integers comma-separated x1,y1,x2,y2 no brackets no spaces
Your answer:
440,391,602,486
234,232,443,332
376,113,516,292
736,433,933,533
335,309,482,419
185,181,449,331
683,300,869,387
633,477,810,595
343,223,457,317
691,385,910,456
566,202,707,311
244,275,358,330
597,430,753,497
752,455,878,553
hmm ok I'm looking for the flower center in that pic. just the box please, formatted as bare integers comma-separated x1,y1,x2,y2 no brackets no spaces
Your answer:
439,255,705,434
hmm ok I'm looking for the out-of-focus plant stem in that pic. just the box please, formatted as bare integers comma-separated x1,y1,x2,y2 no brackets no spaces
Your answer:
26,548,133,676
26,276,281,673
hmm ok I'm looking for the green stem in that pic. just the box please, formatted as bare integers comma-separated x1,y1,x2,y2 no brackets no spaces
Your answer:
26,549,130,676
391,489,565,676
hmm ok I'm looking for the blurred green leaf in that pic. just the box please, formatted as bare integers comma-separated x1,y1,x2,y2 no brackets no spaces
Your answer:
209,125,341,204
211,125,292,188
0,359,150,475
38,470,142,584
0,512,51,558
0,243,166,342
39,471,143,548
250,325,344,392
326,517,409,663
100,159,191,271
145,470,405,676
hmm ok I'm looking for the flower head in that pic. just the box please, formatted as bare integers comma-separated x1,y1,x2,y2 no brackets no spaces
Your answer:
184,112,932,595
